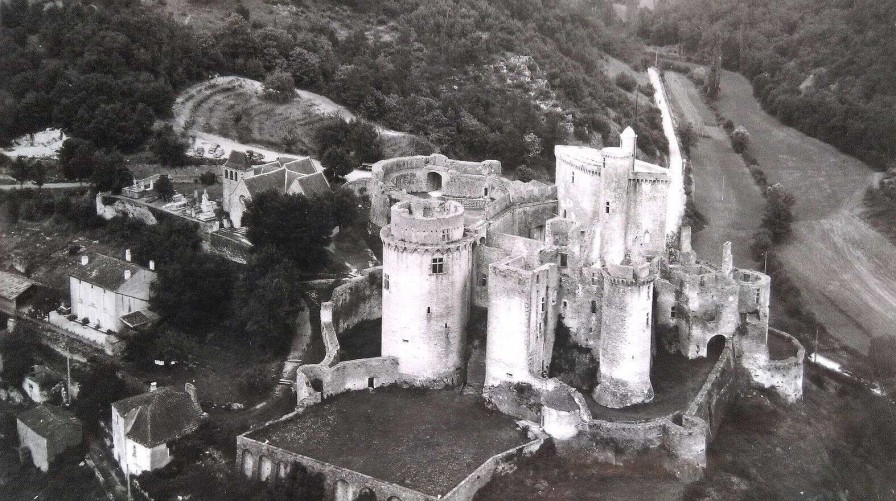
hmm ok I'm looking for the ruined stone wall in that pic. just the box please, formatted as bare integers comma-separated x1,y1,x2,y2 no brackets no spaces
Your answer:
329,268,382,334
472,245,510,309
443,435,547,501
625,176,669,257
485,256,559,387
742,328,804,402
684,344,737,438
96,194,159,224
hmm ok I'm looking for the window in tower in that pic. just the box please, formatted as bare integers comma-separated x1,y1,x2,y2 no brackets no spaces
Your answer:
384,273,390,290
571,172,575,184
441,228,450,241
431,257,445,274
605,201,611,214
591,300,597,313
479,273,487,287
560,253,568,267
671,305,677,319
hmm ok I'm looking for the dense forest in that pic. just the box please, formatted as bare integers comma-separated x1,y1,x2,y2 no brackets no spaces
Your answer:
0,0,667,176
636,0,896,169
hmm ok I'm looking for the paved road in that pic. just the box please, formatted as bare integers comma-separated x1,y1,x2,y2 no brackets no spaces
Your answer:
0,182,84,190
648,67,685,236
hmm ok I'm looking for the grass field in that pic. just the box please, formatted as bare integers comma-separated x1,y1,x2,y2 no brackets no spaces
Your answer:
172,76,420,161
714,71,896,355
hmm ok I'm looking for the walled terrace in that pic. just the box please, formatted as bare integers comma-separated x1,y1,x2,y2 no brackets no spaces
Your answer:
239,387,545,500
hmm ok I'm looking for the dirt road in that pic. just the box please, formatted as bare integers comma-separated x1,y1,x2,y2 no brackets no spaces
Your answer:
669,69,896,354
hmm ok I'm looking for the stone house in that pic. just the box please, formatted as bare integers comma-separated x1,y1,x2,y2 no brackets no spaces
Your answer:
221,151,330,228
111,384,204,476
17,404,82,472
69,252,156,333
22,366,64,404
0,270,37,331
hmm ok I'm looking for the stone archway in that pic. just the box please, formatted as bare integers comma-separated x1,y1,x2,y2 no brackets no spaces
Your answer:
335,479,351,501
259,455,273,481
707,334,726,359
241,450,256,479
427,171,443,191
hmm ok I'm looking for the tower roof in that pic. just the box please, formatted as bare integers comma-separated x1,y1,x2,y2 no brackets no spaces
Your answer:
621,126,637,138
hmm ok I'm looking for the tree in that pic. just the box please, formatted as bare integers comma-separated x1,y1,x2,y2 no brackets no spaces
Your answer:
152,124,189,167
243,192,338,271
28,287,62,320
30,160,47,192
90,150,132,194
155,175,175,202
10,157,28,187
321,147,354,181
262,70,295,103
0,324,39,386
151,252,236,333
233,250,306,353
731,125,750,154
761,184,796,243
132,218,202,266
73,357,130,428
678,122,698,157
59,138,96,182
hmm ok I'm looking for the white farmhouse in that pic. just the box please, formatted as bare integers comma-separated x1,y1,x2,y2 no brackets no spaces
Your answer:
69,252,156,333
111,384,204,476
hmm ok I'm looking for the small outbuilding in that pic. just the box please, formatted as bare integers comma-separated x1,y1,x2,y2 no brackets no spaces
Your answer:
0,270,37,331
111,384,204,476
17,404,83,472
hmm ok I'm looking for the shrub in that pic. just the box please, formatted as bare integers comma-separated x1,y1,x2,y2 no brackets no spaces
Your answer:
262,70,295,103
731,125,751,153
614,73,638,93
199,171,216,185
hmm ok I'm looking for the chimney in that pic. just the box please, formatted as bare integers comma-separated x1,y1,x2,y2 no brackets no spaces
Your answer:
149,381,157,392
125,249,131,262
80,255,89,266
124,269,132,280
149,260,156,271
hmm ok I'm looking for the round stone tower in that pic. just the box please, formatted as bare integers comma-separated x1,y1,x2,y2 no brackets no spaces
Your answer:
594,262,656,408
380,200,474,383
599,128,637,266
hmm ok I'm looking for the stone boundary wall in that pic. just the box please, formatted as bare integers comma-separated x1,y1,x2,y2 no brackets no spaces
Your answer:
329,268,383,334
236,421,547,501
748,328,804,402
577,343,737,480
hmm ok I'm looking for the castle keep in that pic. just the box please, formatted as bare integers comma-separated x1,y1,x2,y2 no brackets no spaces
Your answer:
237,127,804,501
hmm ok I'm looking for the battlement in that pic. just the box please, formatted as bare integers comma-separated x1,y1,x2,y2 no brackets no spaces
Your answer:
389,200,466,245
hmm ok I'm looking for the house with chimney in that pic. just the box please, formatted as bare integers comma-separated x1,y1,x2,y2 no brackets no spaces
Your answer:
68,251,157,333
111,383,204,476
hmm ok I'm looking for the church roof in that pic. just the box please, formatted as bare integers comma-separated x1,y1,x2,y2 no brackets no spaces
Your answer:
244,168,287,195
113,387,203,447
290,172,330,197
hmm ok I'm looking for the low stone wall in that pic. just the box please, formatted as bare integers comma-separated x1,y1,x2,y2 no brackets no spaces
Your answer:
236,420,547,501
329,268,382,334
684,343,736,438
746,328,804,402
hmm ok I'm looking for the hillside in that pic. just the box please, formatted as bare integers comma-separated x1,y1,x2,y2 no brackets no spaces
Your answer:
637,0,896,170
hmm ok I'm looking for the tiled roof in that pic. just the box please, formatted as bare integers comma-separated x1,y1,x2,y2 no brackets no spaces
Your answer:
252,161,283,176
69,254,155,298
113,387,203,447
120,310,158,329
283,158,317,175
0,271,36,301
291,172,330,197
224,151,250,170
244,168,287,196
17,404,81,437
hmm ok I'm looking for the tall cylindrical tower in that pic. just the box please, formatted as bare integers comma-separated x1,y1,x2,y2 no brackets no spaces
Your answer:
594,265,655,408
381,200,474,383
599,145,634,266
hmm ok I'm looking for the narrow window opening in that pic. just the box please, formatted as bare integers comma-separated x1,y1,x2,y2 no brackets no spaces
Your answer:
431,257,444,274
479,273,487,286
384,273,390,290
367,377,375,388
560,253,568,267
571,172,575,183
441,228,450,241
605,201,610,214
591,300,597,313
755,289,761,303
427,306,431,314
671,305,677,319
562,209,567,218
484,187,489,197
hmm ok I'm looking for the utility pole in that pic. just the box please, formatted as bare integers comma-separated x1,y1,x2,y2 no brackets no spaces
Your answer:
66,356,71,406
814,328,819,363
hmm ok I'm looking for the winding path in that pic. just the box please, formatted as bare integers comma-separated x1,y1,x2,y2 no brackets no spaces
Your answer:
648,67,685,235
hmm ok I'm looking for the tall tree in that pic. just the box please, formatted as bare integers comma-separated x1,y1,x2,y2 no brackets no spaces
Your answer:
152,124,190,167
150,252,236,333
154,175,175,202
59,138,97,182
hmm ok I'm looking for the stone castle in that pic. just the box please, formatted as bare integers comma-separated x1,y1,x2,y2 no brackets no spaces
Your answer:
237,127,804,500
371,127,795,408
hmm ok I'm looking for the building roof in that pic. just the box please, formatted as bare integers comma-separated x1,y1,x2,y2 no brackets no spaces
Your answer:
0,271,36,302
69,254,156,299
282,158,317,176
224,151,251,171
112,387,203,448
120,310,159,329
244,168,287,196
290,172,330,197
18,404,81,437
